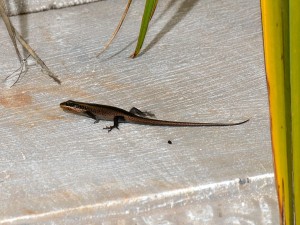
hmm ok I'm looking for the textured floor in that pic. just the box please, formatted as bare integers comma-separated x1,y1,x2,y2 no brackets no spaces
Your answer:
0,0,278,224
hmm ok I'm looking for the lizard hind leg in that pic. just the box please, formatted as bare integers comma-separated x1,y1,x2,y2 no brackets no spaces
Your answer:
129,107,155,118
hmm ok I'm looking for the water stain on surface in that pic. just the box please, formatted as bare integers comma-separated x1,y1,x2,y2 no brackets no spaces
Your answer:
0,92,32,108
44,114,65,121
23,208,36,215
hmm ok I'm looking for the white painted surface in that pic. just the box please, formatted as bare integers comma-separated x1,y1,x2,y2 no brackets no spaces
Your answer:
0,0,278,224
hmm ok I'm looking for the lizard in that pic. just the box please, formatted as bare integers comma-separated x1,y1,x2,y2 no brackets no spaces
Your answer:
60,100,249,132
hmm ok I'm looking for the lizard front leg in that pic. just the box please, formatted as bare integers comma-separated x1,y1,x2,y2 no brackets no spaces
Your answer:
86,111,101,123
103,116,124,132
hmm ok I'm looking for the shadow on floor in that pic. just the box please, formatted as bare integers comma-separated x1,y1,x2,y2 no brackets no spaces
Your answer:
140,0,199,56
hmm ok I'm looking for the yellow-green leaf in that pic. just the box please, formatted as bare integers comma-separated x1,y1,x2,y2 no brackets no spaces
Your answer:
290,0,300,223
261,0,299,223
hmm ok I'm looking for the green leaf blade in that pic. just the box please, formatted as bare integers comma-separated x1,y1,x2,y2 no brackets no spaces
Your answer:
131,0,158,58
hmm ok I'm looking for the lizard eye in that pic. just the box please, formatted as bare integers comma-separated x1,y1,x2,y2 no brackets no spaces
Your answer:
65,100,75,107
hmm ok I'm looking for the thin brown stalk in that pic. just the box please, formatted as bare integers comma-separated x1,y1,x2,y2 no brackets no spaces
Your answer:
96,0,132,57
0,1,61,85
14,30,61,84
0,1,22,62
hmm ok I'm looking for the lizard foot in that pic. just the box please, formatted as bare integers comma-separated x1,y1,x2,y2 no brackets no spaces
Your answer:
103,125,119,132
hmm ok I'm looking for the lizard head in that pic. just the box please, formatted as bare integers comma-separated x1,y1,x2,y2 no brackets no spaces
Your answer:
60,100,86,114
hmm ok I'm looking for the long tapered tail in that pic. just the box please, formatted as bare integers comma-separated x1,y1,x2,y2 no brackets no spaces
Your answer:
127,116,249,127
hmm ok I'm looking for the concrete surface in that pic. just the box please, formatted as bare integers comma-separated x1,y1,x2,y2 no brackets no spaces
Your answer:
0,0,278,224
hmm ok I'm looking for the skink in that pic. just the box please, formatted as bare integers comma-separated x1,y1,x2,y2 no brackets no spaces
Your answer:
60,100,249,132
